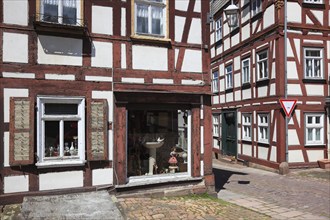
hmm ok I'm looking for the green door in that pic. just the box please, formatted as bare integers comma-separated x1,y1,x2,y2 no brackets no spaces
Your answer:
222,111,237,156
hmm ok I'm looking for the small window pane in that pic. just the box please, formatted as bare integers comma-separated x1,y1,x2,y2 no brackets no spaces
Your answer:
45,121,60,157
151,6,163,35
63,6,77,25
136,4,149,34
64,121,78,156
307,117,313,124
307,128,313,141
45,103,78,115
44,3,58,22
315,128,321,140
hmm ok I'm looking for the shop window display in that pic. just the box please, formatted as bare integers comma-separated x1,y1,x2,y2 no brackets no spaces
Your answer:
127,109,189,177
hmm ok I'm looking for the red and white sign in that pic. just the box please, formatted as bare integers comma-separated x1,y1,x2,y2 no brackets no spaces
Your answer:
279,99,297,117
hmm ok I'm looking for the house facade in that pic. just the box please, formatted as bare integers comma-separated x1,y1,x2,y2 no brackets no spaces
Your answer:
210,0,329,169
0,0,213,203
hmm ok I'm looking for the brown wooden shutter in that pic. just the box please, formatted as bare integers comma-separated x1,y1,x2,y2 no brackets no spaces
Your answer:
87,99,108,161
9,97,34,166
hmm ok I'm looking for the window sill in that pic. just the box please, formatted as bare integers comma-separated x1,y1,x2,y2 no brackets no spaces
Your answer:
302,78,326,84
130,35,171,47
256,79,270,87
302,2,325,9
257,141,270,147
241,83,251,90
242,139,252,144
304,144,326,148
36,160,86,168
225,88,234,93
34,20,87,38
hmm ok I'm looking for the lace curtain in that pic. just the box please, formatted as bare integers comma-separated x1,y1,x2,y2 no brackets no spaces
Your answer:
43,0,76,8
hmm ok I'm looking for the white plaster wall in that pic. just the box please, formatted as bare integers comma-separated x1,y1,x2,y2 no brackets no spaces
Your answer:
237,127,241,141
306,85,324,96
257,86,267,98
232,32,239,47
4,132,9,167
288,84,303,96
210,33,215,46
91,41,113,68
241,24,250,42
92,91,114,160
85,76,113,82
242,89,251,100
234,57,240,71
287,38,294,57
219,79,224,92
234,73,240,88
306,16,313,25
92,6,113,35
270,146,277,162
211,47,215,58
219,63,224,76
212,96,219,105
242,144,252,156
287,61,299,79
38,35,82,66
133,45,168,71
153,78,173,84
288,129,300,145
122,77,144,84
258,146,268,160
224,38,230,51
92,168,113,186
271,62,276,79
216,45,222,56
3,0,28,26
181,49,202,73
307,150,324,162
235,90,241,101
2,72,35,79
4,175,29,193
194,0,201,13
121,43,127,69
45,74,75,81
294,39,300,63
288,150,304,163
121,8,126,36
175,49,179,69
175,16,185,42
263,5,274,29
273,120,277,142
287,2,301,23
241,6,250,24
39,171,84,191
3,32,28,63
188,18,201,44
219,94,225,104
226,93,233,102
175,1,189,11
311,10,323,26
270,83,276,96
3,88,29,124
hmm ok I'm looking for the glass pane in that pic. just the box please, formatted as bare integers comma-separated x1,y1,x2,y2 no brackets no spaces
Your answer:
45,103,78,115
315,116,320,124
315,128,321,140
136,4,149,34
127,109,189,177
43,2,59,22
307,116,313,124
63,121,78,156
307,128,313,141
45,121,60,158
63,6,77,25
151,6,163,35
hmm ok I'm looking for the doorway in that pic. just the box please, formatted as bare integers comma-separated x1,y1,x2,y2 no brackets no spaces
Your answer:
222,110,237,157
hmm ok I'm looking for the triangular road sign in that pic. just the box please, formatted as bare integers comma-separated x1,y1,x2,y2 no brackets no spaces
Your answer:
279,99,297,117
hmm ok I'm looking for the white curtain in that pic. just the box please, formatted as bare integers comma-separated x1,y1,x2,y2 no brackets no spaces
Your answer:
63,0,76,8
137,5,148,18
43,0,59,5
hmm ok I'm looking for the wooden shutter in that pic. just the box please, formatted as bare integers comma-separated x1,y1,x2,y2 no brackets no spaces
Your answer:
87,99,108,161
9,97,34,166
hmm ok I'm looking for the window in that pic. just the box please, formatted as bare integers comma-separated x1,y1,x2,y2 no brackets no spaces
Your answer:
134,0,167,37
215,18,222,41
251,0,262,16
39,0,82,25
304,0,323,3
304,48,323,79
305,113,324,145
36,96,85,167
212,71,219,93
257,50,268,80
258,114,269,143
213,114,220,137
225,65,233,89
242,58,250,84
242,114,252,141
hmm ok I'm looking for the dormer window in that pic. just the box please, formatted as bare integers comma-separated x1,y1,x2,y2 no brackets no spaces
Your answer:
38,0,82,26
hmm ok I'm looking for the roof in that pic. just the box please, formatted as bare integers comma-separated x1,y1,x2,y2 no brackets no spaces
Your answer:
211,0,230,15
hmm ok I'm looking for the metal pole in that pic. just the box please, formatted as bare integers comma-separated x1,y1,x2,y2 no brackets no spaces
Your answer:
284,0,288,162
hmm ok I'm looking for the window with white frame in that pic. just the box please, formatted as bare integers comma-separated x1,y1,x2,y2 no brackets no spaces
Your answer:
242,114,252,141
39,0,82,25
242,58,250,84
212,71,219,93
251,0,262,16
257,50,268,80
213,114,220,137
36,96,85,167
304,48,323,79
134,0,167,37
225,65,233,89
258,113,269,143
305,113,324,145
303,0,323,4
215,18,222,41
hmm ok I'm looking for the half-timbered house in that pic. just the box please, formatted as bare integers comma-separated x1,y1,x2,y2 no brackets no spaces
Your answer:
210,0,329,169
0,0,213,203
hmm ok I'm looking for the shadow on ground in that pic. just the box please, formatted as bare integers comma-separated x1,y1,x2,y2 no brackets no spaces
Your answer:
213,168,248,192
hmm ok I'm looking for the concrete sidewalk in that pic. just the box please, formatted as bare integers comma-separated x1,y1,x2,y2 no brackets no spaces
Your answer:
213,159,330,220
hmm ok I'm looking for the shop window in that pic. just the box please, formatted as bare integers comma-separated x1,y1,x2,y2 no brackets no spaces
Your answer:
133,0,167,38
127,109,190,177
304,48,323,79
258,113,269,143
305,113,324,145
38,0,83,26
36,96,86,167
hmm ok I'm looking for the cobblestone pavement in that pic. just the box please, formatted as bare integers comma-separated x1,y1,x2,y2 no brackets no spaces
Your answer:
214,159,330,220
116,195,270,220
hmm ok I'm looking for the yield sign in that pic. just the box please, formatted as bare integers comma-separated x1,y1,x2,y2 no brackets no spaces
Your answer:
279,99,297,117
